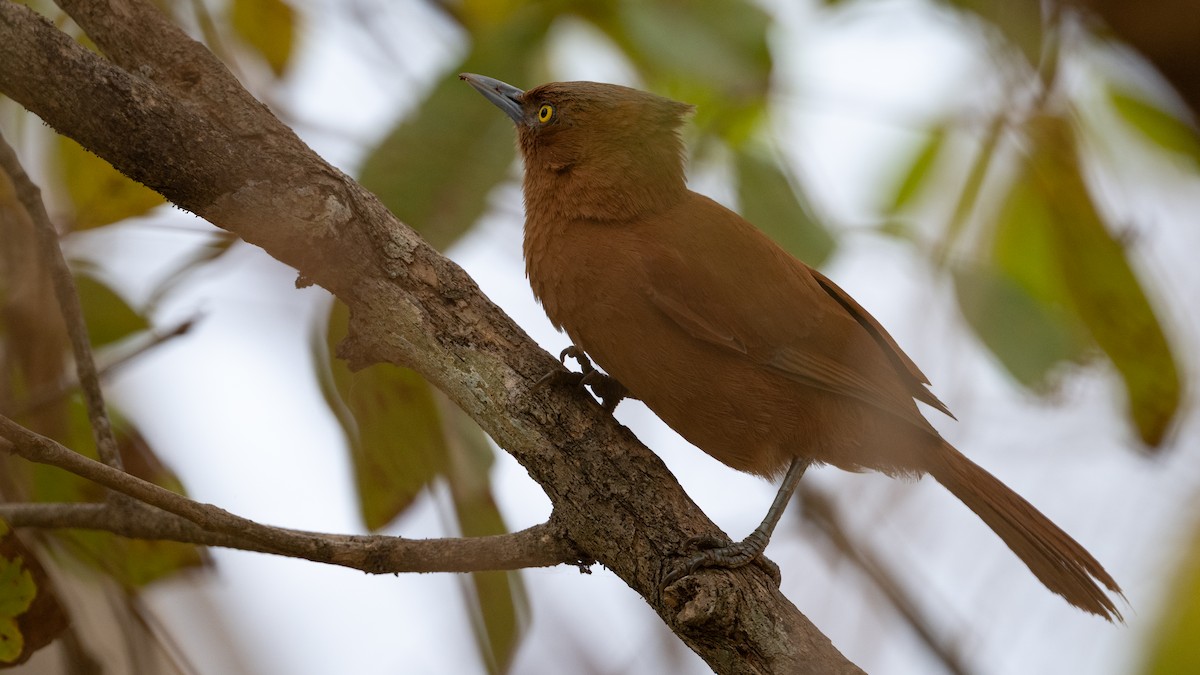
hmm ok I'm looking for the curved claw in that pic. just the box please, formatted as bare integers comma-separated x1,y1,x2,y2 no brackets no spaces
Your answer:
559,345,592,370
535,346,594,390
537,345,632,413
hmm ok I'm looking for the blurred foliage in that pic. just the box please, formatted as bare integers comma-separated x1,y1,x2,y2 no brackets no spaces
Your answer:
316,301,525,673
28,398,208,588
74,271,150,348
1107,85,1200,164
318,301,450,531
443,400,527,674
1018,116,1180,445
952,264,1084,387
57,136,164,231
735,147,834,265
1142,517,1200,675
0,518,67,668
1,131,211,665
359,5,552,252
886,121,949,216
229,0,297,76
886,110,1184,447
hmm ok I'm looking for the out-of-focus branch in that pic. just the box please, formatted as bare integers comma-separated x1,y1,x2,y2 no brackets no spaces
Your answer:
800,485,973,675
12,316,198,419
0,133,123,470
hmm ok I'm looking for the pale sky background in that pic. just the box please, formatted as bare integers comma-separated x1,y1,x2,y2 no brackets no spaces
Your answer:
49,0,1200,673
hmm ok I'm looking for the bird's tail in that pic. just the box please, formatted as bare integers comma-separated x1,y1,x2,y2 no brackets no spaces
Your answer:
927,441,1124,621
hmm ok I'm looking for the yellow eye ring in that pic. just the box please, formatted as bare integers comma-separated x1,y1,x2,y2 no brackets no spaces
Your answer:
537,104,554,123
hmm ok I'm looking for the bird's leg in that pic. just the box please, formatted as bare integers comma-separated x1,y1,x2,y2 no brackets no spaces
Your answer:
664,457,812,587
535,345,633,413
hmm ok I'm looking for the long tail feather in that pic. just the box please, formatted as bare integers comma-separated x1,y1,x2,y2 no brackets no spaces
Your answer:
927,442,1124,622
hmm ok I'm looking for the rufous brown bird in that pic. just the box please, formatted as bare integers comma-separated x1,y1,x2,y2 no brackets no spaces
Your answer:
461,73,1123,620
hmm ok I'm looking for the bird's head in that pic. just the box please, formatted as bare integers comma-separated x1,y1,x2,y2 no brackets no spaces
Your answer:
461,73,693,221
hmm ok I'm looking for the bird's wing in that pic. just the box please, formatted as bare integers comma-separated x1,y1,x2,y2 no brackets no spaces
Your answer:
643,198,949,427
807,267,954,418
646,279,933,429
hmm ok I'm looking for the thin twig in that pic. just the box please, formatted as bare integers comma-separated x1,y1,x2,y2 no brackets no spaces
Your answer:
799,485,974,675
0,501,581,574
0,420,586,573
932,113,1006,266
12,316,198,419
0,413,585,569
932,5,1067,266
0,132,123,470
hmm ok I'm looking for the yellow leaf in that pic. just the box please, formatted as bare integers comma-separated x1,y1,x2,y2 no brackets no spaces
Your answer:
230,0,296,77
57,136,163,231
317,301,448,531
1142,520,1200,674
1022,115,1182,446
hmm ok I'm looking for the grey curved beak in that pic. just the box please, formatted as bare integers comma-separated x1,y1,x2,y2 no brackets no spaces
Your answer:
460,73,526,124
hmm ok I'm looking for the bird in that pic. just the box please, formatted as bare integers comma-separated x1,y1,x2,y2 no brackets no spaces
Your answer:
460,72,1123,620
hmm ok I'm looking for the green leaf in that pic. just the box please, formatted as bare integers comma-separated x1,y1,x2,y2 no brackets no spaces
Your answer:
454,0,528,31
952,264,1083,387
57,136,164,231
317,301,449,530
734,149,835,266
442,402,526,674
74,272,149,348
609,0,771,94
230,0,297,77
0,519,67,666
0,554,35,663
358,9,550,252
885,122,949,214
585,0,771,142
28,397,207,588
145,232,238,311
1107,85,1200,163
1142,520,1200,675
990,158,1094,377
942,0,1043,67
1006,116,1182,446
992,168,1069,306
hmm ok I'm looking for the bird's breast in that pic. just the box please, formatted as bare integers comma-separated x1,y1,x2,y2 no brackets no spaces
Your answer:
521,212,798,476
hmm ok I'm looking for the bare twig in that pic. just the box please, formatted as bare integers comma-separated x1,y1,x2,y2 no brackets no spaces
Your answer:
0,413,583,569
12,316,197,419
0,132,122,470
0,501,581,574
0,420,585,574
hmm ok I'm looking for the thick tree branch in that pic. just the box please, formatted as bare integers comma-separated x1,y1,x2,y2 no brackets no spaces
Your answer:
0,132,122,470
0,2,861,671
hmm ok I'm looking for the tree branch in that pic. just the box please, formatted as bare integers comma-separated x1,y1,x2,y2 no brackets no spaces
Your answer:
0,132,122,470
0,501,580,574
0,2,862,671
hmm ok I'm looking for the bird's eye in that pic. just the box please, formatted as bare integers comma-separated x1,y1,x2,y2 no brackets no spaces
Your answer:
537,104,555,123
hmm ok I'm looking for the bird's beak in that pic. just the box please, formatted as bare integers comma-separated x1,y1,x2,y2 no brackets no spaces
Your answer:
460,73,526,124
